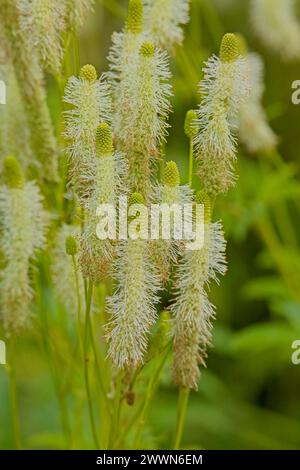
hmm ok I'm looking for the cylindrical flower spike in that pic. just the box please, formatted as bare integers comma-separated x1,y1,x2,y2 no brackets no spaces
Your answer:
250,0,300,61
106,192,160,370
79,123,127,282
113,39,172,197
64,65,112,204
1,0,59,182
152,161,192,282
0,157,49,334
171,191,227,390
144,0,190,54
194,33,250,196
18,0,66,75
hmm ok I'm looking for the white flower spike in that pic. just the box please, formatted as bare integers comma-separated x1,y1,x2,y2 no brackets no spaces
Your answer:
195,33,250,196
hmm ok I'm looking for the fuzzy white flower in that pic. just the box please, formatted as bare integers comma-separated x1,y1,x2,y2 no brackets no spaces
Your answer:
19,0,66,74
251,0,300,61
195,33,250,195
64,65,112,204
79,123,127,282
106,193,160,370
52,224,84,315
0,157,49,333
113,40,172,196
239,52,278,154
152,161,192,282
144,0,190,53
171,192,227,390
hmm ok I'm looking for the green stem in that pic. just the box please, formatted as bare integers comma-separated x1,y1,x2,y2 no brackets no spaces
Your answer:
134,345,171,448
6,338,21,450
72,255,83,356
109,373,123,449
173,387,190,450
188,138,194,187
84,281,100,448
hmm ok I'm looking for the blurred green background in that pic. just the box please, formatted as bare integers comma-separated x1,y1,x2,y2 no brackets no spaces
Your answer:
1,0,300,450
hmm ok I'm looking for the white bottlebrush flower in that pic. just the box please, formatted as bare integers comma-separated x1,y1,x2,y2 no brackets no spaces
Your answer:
250,0,300,61
0,62,32,173
108,0,147,90
171,192,227,390
0,157,49,333
18,0,66,75
195,33,250,196
65,0,95,30
64,64,112,204
113,40,172,196
52,224,84,315
144,0,190,53
79,123,127,282
152,161,192,282
106,193,160,370
239,52,278,154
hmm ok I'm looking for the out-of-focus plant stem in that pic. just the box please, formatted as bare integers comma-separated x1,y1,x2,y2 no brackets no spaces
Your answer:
6,338,21,450
173,387,190,450
84,281,100,448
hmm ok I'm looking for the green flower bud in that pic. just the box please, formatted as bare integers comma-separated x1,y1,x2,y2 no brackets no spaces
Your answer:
140,41,155,57
126,0,143,34
3,156,24,189
96,123,114,157
220,33,240,63
129,192,145,205
65,235,78,256
163,161,180,187
184,109,198,139
79,64,97,83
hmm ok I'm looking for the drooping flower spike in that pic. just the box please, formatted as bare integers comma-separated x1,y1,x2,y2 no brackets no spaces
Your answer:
0,156,49,334
171,192,227,390
250,0,300,61
79,122,127,282
195,33,250,196
106,192,160,370
144,0,190,53
64,64,112,204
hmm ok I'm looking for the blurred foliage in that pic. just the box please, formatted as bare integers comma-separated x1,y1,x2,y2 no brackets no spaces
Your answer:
1,0,300,450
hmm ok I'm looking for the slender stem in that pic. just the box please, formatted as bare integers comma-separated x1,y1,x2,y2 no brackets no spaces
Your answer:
72,256,83,355
173,387,190,450
37,267,71,448
134,345,171,448
87,312,111,414
6,338,21,450
188,138,194,187
109,373,123,449
84,281,100,448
